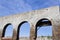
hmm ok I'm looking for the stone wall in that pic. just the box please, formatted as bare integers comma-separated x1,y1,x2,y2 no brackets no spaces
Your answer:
0,6,60,40
20,36,52,40
2,37,12,40
1,37,52,40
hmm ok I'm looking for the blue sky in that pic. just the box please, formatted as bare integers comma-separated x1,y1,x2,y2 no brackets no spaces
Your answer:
0,0,59,16
0,0,59,37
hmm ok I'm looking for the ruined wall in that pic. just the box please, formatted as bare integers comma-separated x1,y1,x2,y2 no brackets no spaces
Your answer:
20,36,52,40
1,37,52,40
0,5,60,40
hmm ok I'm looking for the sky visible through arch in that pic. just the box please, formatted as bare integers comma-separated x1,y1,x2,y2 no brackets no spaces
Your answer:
0,0,59,37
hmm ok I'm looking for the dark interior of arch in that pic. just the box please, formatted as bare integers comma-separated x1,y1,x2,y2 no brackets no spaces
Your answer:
35,18,52,39
36,18,52,27
2,23,11,37
16,21,28,40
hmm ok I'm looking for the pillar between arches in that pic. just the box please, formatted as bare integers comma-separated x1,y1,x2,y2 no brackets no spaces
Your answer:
30,24,37,40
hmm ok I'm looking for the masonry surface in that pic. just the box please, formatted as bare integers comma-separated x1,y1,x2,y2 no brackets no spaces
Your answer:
0,5,60,40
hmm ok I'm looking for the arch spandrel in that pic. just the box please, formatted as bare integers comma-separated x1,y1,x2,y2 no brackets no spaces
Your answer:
50,17,60,40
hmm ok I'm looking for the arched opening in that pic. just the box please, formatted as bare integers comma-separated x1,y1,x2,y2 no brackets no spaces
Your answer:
17,21,30,40
2,23,13,40
35,18,52,40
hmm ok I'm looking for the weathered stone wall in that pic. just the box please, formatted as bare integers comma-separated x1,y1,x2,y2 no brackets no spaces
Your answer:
1,37,52,40
0,5,60,40
20,36,52,40
2,37,12,40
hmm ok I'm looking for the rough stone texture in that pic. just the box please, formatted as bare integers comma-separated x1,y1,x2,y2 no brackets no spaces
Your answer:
1,37,52,40
2,37,12,40
0,5,60,40
20,36,52,40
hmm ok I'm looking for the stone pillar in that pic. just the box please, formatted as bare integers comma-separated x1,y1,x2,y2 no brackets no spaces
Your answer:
30,25,37,40
12,29,17,40
0,29,2,40
53,25,60,40
52,19,60,40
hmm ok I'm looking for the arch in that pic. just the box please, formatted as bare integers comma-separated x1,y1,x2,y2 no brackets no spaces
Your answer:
35,18,52,40
16,21,30,40
36,18,52,27
2,23,12,37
